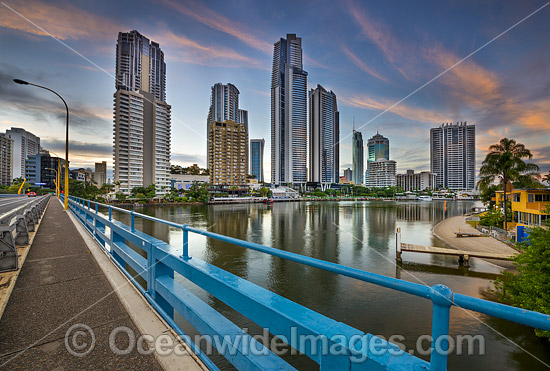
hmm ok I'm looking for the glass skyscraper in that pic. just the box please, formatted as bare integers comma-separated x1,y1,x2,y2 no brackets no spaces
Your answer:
352,130,364,185
309,84,339,185
367,132,390,162
271,34,308,184
250,139,265,182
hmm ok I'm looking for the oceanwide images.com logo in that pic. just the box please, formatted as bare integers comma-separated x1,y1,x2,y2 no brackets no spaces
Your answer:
65,323,486,361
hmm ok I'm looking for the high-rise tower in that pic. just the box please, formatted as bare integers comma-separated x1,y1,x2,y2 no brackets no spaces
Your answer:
250,139,265,182
207,83,244,169
271,34,308,185
352,130,364,185
430,122,476,190
366,132,395,187
309,84,339,185
3,128,40,180
113,30,171,195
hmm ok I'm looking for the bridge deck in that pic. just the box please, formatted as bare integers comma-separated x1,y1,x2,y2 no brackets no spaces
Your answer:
0,200,192,369
401,243,516,260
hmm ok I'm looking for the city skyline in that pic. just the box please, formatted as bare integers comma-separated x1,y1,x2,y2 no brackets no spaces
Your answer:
0,0,549,182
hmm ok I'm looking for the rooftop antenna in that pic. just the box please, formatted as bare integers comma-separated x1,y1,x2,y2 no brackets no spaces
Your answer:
353,116,355,131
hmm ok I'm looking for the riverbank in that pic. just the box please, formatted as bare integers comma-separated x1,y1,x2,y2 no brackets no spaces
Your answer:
433,215,518,270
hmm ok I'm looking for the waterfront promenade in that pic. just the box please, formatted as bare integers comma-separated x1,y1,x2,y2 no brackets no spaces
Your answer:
433,215,518,269
0,200,204,370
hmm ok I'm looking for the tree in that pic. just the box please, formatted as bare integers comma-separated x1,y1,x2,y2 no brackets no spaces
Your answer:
479,184,499,207
116,193,127,202
187,181,210,204
477,138,539,230
543,172,550,186
494,205,550,339
259,187,269,198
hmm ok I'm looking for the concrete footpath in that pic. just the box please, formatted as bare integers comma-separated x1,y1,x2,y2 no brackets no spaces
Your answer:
0,199,203,370
433,215,518,270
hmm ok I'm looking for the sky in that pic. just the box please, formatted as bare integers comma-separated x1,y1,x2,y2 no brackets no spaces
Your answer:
0,0,549,182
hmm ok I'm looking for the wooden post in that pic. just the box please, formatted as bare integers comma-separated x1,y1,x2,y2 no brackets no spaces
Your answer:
396,227,402,262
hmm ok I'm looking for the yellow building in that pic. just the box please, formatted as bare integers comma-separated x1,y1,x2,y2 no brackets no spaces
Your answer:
208,120,248,186
495,188,550,227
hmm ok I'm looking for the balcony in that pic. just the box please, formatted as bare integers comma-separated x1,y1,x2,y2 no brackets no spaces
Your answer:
526,202,549,211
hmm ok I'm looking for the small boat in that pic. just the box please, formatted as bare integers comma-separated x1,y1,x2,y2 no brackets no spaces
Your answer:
263,198,274,204
416,195,433,201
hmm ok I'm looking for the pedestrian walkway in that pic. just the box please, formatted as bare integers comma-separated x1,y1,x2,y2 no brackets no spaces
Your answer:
0,199,165,369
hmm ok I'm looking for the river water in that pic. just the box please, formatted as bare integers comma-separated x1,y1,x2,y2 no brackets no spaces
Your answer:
111,200,550,370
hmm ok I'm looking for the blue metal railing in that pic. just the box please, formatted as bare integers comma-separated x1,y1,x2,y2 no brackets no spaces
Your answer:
62,195,550,371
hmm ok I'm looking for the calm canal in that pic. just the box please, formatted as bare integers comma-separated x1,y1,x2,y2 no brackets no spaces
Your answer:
111,200,550,370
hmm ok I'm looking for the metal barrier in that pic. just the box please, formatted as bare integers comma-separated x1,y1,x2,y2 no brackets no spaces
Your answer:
0,195,50,272
64,195,550,371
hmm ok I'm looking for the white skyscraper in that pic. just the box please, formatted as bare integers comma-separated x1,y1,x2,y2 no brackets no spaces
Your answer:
271,34,308,185
3,128,40,180
430,122,476,190
113,30,171,195
309,84,339,185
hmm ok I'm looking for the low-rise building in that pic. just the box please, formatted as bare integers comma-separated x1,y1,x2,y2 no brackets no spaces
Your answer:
495,188,550,227
397,170,437,191
25,152,66,189
170,174,209,191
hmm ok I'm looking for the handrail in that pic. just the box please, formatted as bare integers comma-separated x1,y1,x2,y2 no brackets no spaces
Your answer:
65,195,550,371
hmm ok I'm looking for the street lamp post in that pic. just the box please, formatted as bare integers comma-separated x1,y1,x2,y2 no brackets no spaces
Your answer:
14,79,70,210
45,168,58,198
49,152,63,201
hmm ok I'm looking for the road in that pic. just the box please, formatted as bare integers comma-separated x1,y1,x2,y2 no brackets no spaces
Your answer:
0,196,40,216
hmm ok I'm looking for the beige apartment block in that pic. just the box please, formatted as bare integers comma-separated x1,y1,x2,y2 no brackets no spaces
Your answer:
208,120,248,186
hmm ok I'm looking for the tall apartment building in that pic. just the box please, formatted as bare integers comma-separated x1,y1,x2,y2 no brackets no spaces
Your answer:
309,84,339,185
113,30,171,195
271,34,308,185
352,130,364,185
366,158,397,187
3,128,40,179
93,161,107,187
208,121,248,185
250,139,265,182
397,170,437,191
207,83,243,168
430,122,475,190
0,134,13,186
366,132,396,187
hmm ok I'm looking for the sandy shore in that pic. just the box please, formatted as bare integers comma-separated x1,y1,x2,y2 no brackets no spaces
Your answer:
433,215,518,270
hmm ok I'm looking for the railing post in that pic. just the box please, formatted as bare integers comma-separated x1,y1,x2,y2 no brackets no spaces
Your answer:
130,210,135,231
87,200,90,210
396,227,402,262
109,205,112,221
429,284,453,371
95,202,98,214
182,224,190,259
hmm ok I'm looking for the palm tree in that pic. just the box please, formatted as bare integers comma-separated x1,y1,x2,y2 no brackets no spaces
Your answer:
543,172,550,186
478,138,539,230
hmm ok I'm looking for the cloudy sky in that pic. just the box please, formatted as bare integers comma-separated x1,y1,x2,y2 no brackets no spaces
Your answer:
1,0,549,181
